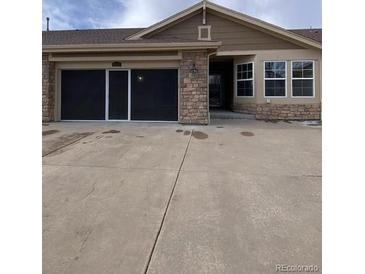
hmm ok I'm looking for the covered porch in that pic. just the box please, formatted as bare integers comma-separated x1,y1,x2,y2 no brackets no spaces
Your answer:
208,55,256,119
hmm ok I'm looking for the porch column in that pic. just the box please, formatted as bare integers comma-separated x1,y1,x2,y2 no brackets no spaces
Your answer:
42,53,56,122
179,51,209,125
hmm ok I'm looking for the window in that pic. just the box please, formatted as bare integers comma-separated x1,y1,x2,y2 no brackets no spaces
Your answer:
264,61,287,97
237,62,254,97
292,61,315,97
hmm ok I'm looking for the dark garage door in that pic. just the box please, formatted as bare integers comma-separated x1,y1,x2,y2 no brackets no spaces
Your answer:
61,70,106,120
131,69,178,121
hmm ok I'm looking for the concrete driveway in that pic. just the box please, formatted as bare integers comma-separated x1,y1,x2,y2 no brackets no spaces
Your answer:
43,120,321,274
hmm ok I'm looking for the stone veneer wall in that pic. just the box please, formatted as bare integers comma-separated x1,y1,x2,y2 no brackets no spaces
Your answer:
256,104,321,120
179,51,209,125
234,103,321,120
233,103,257,115
42,53,56,122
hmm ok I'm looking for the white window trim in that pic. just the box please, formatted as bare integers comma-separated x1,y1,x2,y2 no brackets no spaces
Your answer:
263,61,287,99
198,25,212,41
291,60,316,99
236,62,255,98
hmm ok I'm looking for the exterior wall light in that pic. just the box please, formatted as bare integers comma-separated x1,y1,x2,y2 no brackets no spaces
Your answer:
137,75,144,82
190,63,198,75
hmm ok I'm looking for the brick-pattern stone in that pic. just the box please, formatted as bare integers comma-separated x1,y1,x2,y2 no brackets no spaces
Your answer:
179,51,209,124
256,104,321,120
233,103,321,120
42,53,56,122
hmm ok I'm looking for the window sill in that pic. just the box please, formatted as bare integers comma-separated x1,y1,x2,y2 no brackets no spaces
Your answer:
264,96,288,99
291,96,316,99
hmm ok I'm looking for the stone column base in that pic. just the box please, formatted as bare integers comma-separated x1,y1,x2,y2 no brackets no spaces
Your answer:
42,53,56,122
179,51,209,125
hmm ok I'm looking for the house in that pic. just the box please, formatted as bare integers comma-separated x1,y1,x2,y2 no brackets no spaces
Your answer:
42,0,322,124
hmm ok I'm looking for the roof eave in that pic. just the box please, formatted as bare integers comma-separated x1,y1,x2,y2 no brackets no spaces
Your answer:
42,41,222,53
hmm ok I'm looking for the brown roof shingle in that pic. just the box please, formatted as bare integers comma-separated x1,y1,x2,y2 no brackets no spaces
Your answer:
42,27,322,46
42,28,143,45
42,28,218,46
289,29,322,43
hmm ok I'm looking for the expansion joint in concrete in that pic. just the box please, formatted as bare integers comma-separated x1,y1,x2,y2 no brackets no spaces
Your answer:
144,130,193,274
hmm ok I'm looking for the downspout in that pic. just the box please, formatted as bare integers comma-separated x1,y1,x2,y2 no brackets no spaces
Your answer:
320,60,322,121
207,51,217,124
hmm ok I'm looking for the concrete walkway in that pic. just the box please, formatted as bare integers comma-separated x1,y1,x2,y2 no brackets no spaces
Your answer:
43,120,321,274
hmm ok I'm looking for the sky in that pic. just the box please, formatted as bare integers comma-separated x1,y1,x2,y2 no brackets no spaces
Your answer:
42,0,322,31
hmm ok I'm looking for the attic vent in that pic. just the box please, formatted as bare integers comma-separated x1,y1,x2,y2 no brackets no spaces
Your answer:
198,25,211,41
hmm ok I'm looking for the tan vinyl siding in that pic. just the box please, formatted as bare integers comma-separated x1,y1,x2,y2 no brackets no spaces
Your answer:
148,10,303,51
233,49,322,106
147,12,201,40
51,51,180,58
49,51,182,62
55,60,180,70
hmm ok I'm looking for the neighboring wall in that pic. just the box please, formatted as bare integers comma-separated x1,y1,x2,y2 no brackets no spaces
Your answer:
233,49,322,120
148,10,303,51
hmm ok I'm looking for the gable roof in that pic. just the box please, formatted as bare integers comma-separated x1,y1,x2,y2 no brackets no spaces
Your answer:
126,0,321,49
126,1,203,40
42,1,321,52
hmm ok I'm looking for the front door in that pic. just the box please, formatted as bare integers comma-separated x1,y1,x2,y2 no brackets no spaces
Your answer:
209,74,224,108
209,60,234,110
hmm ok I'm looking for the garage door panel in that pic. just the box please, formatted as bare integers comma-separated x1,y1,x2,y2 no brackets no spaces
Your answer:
61,70,105,120
131,69,178,121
